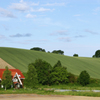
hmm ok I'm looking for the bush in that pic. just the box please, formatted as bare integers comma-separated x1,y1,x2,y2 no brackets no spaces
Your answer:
77,70,90,86
68,73,76,83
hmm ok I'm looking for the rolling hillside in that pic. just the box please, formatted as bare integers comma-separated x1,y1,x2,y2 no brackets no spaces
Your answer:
0,58,15,69
0,47,100,79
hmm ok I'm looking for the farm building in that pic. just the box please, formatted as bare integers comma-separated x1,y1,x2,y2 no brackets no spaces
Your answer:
0,69,25,88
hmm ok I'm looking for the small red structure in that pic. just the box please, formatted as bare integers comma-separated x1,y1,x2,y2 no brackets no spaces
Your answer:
0,69,25,88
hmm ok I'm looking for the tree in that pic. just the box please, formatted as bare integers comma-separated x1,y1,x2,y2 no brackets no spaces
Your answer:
53,60,62,68
52,50,64,55
92,55,95,58
30,47,46,52
25,64,38,88
94,50,100,58
50,66,68,85
33,59,52,85
50,61,69,85
73,54,78,57
1,66,12,90
77,70,90,86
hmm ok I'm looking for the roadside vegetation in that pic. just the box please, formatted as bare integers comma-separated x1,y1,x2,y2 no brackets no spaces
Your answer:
1,59,100,97
0,47,100,97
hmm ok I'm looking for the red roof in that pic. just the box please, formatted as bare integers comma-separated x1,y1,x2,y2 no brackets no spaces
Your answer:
0,69,25,79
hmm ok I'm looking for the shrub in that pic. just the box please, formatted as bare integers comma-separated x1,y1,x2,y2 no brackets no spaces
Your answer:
68,73,76,83
77,70,90,86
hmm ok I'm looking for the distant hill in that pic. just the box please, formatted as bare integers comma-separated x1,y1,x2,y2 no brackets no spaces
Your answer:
0,47,100,79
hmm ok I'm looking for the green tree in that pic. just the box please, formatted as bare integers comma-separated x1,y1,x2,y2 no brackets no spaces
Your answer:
92,55,95,58
52,50,64,55
30,47,46,52
73,54,78,57
95,50,100,58
50,61,68,85
25,64,38,88
33,59,52,85
77,70,90,86
53,60,62,68
50,67,68,85
1,66,12,90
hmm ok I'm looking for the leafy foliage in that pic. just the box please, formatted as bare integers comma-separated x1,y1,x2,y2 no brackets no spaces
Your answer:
25,64,38,88
92,55,95,58
50,61,69,85
52,50,64,55
73,54,78,57
33,59,52,85
68,72,76,83
77,70,90,86
95,50,100,58
30,47,45,52
53,60,62,68
1,66,12,90
50,67,69,85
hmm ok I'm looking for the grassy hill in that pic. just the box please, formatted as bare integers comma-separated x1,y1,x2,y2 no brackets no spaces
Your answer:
0,47,100,79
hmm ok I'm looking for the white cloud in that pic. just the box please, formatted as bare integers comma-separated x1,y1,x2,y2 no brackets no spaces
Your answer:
31,7,55,12
44,3,65,6
0,7,16,18
94,7,100,12
93,7,100,14
10,33,32,37
2,24,9,31
20,0,23,3
10,2,29,11
85,29,99,35
0,35,6,39
31,2,39,6
26,14,36,18
50,30,68,36
58,37,71,42
74,14,81,17
74,35,86,38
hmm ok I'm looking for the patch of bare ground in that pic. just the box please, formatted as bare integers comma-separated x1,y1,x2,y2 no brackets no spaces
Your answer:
0,58,15,69
0,94,100,100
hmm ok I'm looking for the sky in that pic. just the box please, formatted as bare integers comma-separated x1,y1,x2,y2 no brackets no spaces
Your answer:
0,0,100,57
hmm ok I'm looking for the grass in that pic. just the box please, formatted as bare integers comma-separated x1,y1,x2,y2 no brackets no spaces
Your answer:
0,47,100,79
0,88,100,97
36,83,100,90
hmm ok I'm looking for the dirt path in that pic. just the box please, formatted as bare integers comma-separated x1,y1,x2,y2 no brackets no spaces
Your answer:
0,94,100,100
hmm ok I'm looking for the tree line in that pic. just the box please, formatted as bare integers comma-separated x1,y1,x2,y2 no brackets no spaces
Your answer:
1,60,95,90
30,47,100,58
24,59,91,88
30,47,64,55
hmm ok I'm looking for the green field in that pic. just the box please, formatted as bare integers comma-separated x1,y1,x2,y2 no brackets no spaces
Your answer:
0,47,100,79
